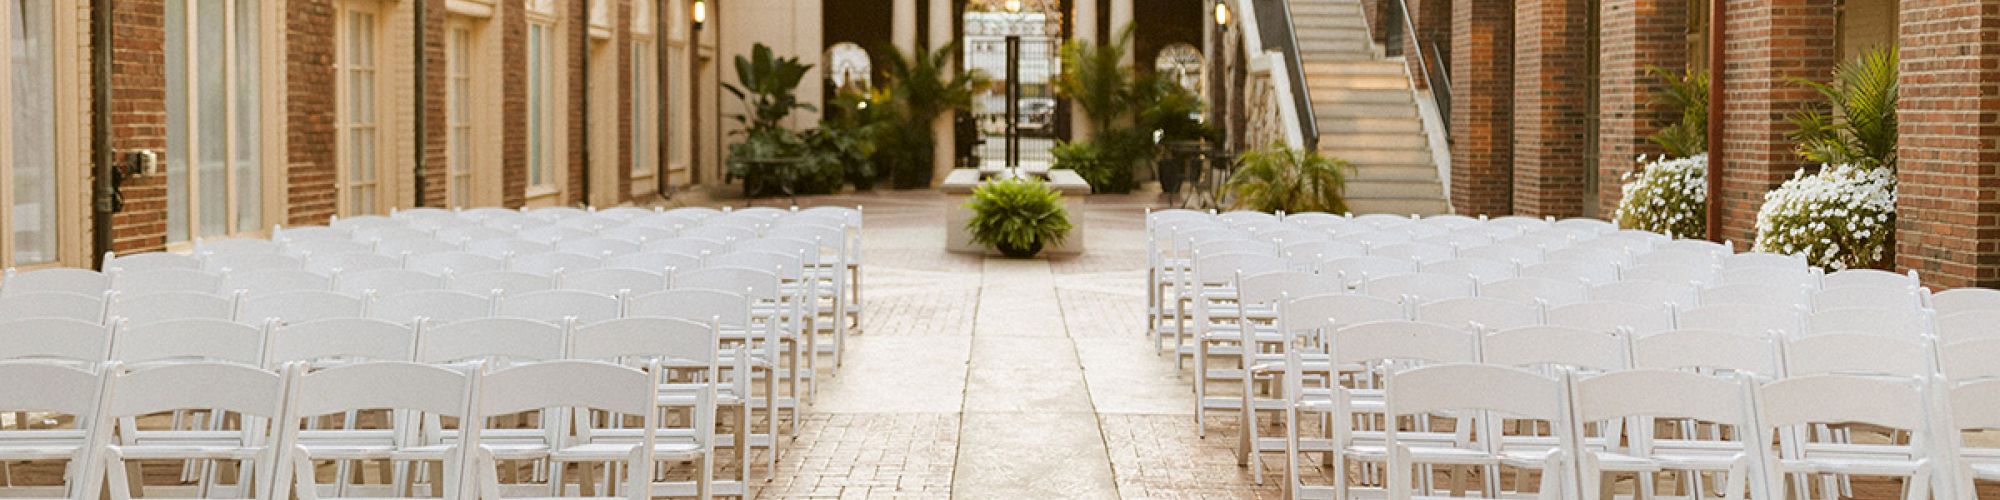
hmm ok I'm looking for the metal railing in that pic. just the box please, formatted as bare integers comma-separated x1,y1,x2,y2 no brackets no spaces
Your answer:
1384,0,1451,135
1252,0,1320,150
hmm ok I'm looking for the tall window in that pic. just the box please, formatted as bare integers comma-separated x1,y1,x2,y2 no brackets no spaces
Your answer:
338,3,382,215
527,12,556,193
631,41,658,180
447,25,472,207
3,0,57,264
165,0,263,244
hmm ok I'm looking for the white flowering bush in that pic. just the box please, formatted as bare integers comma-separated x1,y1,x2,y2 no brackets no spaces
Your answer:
1615,154,1707,238
1753,163,1896,270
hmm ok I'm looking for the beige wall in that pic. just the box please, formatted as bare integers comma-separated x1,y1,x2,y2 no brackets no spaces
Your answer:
1838,0,1896,61
717,0,825,134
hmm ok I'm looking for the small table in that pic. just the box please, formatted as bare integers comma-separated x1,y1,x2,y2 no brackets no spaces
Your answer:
735,157,809,207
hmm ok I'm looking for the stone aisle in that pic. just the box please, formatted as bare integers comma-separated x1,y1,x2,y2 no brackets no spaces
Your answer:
727,191,1283,499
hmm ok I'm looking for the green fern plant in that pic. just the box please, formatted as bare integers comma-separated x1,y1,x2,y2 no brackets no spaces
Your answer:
965,178,1073,258
1787,46,1899,170
1224,142,1353,214
1646,66,1708,158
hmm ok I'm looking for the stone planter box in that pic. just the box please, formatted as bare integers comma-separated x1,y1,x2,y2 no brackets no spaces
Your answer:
941,168,1091,257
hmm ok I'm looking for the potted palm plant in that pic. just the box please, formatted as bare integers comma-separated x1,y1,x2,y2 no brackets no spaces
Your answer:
879,41,987,189
965,178,1074,258
1223,142,1353,213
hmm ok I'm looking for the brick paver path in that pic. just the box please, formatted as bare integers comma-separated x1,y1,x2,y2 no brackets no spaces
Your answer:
707,191,1280,499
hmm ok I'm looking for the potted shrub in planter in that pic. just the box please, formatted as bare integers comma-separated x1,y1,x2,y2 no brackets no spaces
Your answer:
965,178,1074,258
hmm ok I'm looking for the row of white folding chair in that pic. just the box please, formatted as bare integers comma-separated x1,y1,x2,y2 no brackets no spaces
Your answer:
0,356,710,500
1285,361,1949,500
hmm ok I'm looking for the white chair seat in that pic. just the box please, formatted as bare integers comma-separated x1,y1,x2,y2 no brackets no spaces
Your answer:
1777,457,1925,476
294,443,400,460
550,440,703,462
1971,462,2000,480
108,444,267,461
0,444,84,461
1345,444,1497,466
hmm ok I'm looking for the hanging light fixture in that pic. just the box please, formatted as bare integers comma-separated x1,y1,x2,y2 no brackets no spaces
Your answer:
691,0,707,30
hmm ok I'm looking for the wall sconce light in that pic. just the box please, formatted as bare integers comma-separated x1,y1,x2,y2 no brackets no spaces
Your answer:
1004,0,1022,13
691,0,707,30
1213,2,1230,29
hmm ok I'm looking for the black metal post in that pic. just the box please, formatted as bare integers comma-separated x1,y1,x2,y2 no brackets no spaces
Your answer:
1005,35,1021,171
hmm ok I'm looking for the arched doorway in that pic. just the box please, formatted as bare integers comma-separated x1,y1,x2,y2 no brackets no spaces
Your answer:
961,0,1064,171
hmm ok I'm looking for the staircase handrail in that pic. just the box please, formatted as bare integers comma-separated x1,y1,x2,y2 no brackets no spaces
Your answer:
1387,0,1450,135
1236,0,1320,151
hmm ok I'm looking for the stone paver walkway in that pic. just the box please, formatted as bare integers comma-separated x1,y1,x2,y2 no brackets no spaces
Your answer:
704,191,1281,499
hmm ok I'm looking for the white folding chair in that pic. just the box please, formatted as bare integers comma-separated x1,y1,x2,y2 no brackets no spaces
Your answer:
1376,363,1576,500
329,215,401,230
1479,277,1587,308
449,270,555,295
434,225,512,244
335,269,445,297
554,238,640,258
1804,307,1932,339
1320,255,1419,287
373,238,462,258
108,291,237,327
221,269,333,296
1416,297,1541,333
524,206,591,222
203,253,304,274
1821,268,1918,290
1553,217,1618,235
568,317,741,497
498,289,622,326
1936,310,2000,345
1422,258,1517,284
1282,240,1367,263
415,317,566,365
1456,244,1545,266
302,252,401,275
195,238,283,255
1570,369,1763,500
1483,325,1629,373
102,252,203,273
272,225,352,242
508,252,603,276
1631,248,1722,269
352,226,438,246
2,268,110,297
678,225,756,244
367,290,495,326
97,362,286,500
288,241,379,260
1755,375,1932,500
1544,246,1630,268
406,251,506,276
1783,333,1933,378
265,318,417,365
625,288,785,450
1619,263,1717,287
0,317,112,364
0,362,106,500
1719,266,1821,291
465,239,555,260
272,361,475,500
1588,280,1695,310
1545,301,1673,336
1631,328,1784,378
1699,283,1811,309
1520,260,1619,285
559,268,668,297
1369,242,1455,264
468,360,665,500
1946,378,2000,496
597,226,675,245
112,317,268,366
1195,271,1339,439
236,290,366,326
1677,303,1805,339
0,291,108,324
111,268,222,296
601,251,700,277
512,226,594,246
1931,288,2000,316
1721,252,1808,271
641,238,728,259
1812,285,1925,312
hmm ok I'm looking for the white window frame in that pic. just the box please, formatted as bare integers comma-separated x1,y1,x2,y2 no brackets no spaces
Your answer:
163,0,274,245
631,39,659,185
337,0,390,216
526,1,560,198
446,23,474,208
0,0,85,267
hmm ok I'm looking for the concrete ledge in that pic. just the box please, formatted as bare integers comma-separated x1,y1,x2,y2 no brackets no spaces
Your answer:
944,169,1090,256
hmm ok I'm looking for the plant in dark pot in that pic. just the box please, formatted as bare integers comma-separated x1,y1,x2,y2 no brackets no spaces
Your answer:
723,43,816,197
965,178,1074,258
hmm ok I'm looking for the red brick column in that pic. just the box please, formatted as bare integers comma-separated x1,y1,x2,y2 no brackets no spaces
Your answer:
110,0,169,253
502,0,528,208
1596,0,1687,216
1511,0,1592,218
1449,0,1514,216
287,0,339,226
1896,0,2000,287
616,0,633,203
1713,0,1836,245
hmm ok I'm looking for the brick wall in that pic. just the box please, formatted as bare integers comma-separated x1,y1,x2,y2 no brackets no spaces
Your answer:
420,0,448,207
567,0,588,205
617,0,633,203
1596,0,1687,217
1449,0,1513,216
109,0,167,253
502,0,527,208
1714,0,1836,245
1896,0,2000,287
1401,0,1449,91
287,0,338,226
1511,0,1593,218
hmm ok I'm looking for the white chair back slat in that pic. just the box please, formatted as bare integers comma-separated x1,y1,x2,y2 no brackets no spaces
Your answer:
0,317,113,363
1,267,110,296
266,317,418,365
368,289,495,325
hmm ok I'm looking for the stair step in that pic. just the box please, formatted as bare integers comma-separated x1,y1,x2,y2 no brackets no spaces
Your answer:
1347,179,1448,198
1310,88,1416,105
1343,163,1444,181
1317,116,1423,133
1345,197,1453,216
1320,147,1433,164
1322,131,1428,149
1314,102,1419,119
1302,60,1408,76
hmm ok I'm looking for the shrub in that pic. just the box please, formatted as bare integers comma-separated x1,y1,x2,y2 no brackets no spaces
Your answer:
1787,46,1898,170
965,178,1073,258
1223,142,1351,214
1752,163,1896,270
1615,154,1707,238
1646,66,1708,159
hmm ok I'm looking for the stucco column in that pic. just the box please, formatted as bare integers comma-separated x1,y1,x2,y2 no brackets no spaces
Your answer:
930,0,956,184
894,0,918,55
1110,0,1133,65
1070,0,1098,142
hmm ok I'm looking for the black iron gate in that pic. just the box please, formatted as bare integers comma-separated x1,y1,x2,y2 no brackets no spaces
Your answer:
962,2,1063,173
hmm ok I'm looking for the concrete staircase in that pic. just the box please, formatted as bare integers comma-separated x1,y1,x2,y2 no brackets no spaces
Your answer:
1288,0,1451,215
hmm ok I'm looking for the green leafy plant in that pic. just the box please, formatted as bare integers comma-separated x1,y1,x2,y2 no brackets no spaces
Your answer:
965,178,1073,258
817,89,893,190
1223,142,1352,214
879,41,988,189
1787,46,1899,170
1056,24,1137,134
723,43,818,197
1646,66,1708,158
1052,26,1215,193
